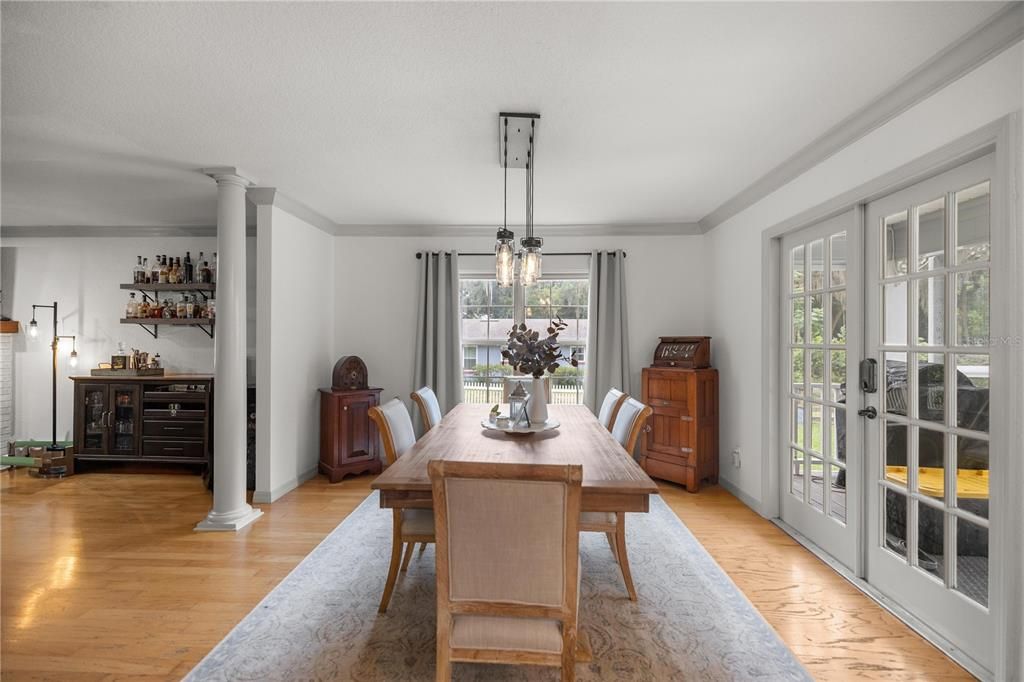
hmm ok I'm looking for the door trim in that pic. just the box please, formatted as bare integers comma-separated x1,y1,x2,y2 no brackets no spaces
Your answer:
759,113,1022,679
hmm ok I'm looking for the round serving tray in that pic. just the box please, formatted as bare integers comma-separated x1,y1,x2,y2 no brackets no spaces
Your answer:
480,418,561,435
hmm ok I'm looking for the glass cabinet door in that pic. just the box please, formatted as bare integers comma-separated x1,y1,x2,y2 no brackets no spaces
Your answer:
110,384,140,456
78,383,109,454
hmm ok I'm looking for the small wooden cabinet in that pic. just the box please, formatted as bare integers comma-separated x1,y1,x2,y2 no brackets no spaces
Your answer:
71,375,213,469
639,367,719,493
319,387,383,483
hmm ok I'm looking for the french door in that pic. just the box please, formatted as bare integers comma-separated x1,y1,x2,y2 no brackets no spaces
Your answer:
780,153,999,672
780,212,863,570
864,154,995,669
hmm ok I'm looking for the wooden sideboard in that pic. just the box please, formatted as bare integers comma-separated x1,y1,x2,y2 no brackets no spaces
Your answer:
639,367,718,493
319,387,383,483
70,375,213,469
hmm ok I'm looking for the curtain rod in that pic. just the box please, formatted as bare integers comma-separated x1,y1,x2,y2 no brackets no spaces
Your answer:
415,251,625,258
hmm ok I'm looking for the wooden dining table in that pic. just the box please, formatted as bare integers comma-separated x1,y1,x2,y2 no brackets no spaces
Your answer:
371,403,659,513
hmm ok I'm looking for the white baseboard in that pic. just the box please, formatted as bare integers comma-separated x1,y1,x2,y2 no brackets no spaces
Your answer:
716,475,765,517
252,465,319,504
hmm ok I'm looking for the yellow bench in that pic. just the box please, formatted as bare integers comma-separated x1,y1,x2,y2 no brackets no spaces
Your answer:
885,466,988,500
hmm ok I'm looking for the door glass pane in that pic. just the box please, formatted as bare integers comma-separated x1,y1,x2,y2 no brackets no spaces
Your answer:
792,399,804,446
916,426,945,501
809,350,824,400
83,388,106,450
885,422,908,486
792,297,805,344
955,269,989,347
830,291,847,343
809,456,825,512
809,402,823,454
917,502,945,581
829,464,847,523
954,518,988,607
791,245,806,293
956,436,989,518
809,239,825,291
829,406,846,464
791,349,805,396
883,282,908,346
790,448,805,499
829,351,846,403
884,211,909,277
885,488,909,559
112,388,136,454
830,232,847,286
955,357,989,433
810,293,824,343
917,353,945,424
956,181,990,265
916,276,945,346
883,352,908,416
916,197,946,272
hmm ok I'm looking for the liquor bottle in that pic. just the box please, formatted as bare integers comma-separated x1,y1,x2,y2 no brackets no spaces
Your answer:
142,257,150,283
170,259,179,284
138,297,150,318
207,294,216,319
197,252,205,277
162,298,174,319
184,252,193,284
133,256,144,284
199,261,211,284
211,252,217,284
159,256,169,284
176,294,187,319
152,256,161,284
125,292,138,318
185,295,195,319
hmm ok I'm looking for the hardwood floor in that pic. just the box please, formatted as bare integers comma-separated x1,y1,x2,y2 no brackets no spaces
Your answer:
1,470,971,680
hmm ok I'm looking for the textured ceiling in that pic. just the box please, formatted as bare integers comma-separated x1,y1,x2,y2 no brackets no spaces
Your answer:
1,1,1006,229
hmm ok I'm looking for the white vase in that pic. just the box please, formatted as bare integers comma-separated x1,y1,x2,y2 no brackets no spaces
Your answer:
528,377,549,424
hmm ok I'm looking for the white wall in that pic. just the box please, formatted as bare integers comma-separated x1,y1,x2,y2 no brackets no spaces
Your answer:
1,235,257,441
254,205,335,502
333,233,709,413
707,43,1023,506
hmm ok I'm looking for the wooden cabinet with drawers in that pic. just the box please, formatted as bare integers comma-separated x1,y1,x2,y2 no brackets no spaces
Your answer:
639,367,719,492
71,375,213,470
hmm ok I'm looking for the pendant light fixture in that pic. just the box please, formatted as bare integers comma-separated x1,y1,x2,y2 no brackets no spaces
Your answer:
494,113,542,287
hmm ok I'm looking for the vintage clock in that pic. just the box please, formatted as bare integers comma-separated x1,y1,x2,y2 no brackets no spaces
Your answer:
652,336,711,369
332,355,369,391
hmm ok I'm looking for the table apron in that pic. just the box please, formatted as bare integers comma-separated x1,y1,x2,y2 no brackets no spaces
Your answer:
379,489,651,514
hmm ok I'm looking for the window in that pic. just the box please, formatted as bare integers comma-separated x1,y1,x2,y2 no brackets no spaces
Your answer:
462,345,477,370
460,277,588,404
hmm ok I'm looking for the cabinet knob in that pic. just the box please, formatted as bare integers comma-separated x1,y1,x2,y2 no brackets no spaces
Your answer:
343,406,348,411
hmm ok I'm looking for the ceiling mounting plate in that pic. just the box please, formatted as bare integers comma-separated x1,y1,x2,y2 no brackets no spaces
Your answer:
498,112,540,169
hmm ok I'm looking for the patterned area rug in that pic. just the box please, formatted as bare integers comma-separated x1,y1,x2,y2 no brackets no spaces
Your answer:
187,492,810,681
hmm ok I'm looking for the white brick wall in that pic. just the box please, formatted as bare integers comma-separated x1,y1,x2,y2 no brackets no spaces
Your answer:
0,333,13,446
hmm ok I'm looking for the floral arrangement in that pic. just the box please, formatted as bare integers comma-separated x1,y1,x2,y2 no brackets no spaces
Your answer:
501,318,579,378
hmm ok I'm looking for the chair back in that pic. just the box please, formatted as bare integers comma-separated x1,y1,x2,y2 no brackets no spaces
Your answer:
430,460,582,655
368,398,416,466
597,388,628,431
411,386,443,431
610,397,653,455
502,377,553,404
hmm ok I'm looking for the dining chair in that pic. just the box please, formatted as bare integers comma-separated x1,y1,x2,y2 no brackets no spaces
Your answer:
411,385,443,431
502,377,552,403
596,388,628,431
430,459,582,682
580,397,653,601
368,398,435,613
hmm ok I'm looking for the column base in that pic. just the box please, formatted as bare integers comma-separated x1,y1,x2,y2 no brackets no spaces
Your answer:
195,504,263,532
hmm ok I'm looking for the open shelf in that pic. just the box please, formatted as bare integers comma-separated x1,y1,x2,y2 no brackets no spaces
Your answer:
121,283,215,292
120,318,214,339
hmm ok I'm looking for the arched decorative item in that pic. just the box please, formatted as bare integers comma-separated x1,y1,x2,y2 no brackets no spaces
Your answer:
332,355,369,391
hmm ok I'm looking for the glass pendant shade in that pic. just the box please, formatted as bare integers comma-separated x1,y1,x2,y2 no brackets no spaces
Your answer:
69,350,79,368
28,319,38,338
495,228,516,287
520,246,542,286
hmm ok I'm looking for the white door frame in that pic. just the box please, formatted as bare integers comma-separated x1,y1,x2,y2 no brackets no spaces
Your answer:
759,113,1022,680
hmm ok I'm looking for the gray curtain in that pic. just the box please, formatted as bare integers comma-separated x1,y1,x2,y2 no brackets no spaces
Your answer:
413,251,463,431
584,250,631,413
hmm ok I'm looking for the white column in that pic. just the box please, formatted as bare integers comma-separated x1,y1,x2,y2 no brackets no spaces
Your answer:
196,167,262,532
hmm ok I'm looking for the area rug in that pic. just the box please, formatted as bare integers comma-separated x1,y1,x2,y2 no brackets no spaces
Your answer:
186,492,810,681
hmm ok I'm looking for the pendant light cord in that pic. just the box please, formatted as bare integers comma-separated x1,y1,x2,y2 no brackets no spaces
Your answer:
503,117,508,230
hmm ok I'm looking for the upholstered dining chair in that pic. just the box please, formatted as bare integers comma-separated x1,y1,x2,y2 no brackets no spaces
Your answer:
580,397,653,601
502,377,553,403
368,398,434,613
596,388,628,431
411,385,443,431
430,459,583,682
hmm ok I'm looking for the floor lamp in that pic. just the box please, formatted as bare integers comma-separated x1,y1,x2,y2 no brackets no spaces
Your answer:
28,301,77,452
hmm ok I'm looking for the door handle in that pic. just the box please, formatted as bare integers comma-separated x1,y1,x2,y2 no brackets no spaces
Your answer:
858,406,877,419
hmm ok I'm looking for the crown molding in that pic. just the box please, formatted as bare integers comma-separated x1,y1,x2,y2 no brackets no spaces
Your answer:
0,225,219,238
201,166,257,186
699,1,1024,233
329,222,702,237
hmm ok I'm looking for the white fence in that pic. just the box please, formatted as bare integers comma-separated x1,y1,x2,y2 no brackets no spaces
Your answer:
463,379,584,405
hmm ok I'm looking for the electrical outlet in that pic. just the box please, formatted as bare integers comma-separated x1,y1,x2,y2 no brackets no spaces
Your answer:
731,448,741,468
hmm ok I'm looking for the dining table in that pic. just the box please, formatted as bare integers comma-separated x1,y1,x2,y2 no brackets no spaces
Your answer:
371,403,660,513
